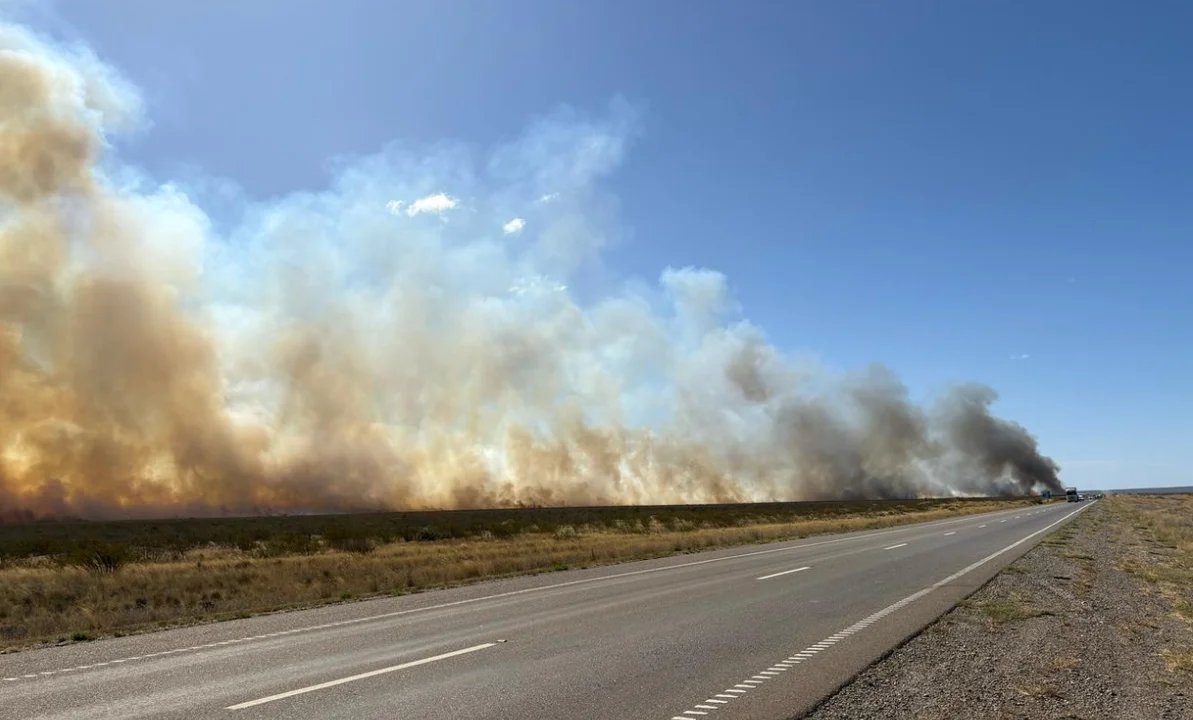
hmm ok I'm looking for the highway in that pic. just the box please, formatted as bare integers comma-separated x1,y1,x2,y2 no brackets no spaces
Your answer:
0,501,1093,719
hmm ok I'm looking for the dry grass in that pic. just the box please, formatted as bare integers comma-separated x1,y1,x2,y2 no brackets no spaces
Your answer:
1051,655,1081,670
1162,648,1193,674
970,593,1052,626
1014,682,1062,698
1112,495,1193,607
1108,494,1193,674
0,498,1036,651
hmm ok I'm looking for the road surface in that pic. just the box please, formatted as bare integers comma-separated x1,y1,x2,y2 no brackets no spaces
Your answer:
0,501,1093,719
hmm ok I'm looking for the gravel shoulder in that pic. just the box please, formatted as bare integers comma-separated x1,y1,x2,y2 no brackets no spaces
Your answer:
806,496,1193,720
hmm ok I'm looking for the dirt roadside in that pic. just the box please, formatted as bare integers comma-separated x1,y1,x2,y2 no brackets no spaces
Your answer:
806,496,1193,720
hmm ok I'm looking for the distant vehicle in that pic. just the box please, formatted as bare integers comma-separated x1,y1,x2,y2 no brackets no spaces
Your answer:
1066,487,1079,502
1077,494,1086,501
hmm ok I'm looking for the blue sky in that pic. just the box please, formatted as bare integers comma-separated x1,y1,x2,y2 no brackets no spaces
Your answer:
12,0,1191,490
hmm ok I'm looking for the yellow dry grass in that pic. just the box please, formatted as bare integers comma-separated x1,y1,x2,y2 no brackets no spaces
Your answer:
1108,494,1193,674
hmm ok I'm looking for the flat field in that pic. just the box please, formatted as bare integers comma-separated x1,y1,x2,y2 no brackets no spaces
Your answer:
0,496,1041,651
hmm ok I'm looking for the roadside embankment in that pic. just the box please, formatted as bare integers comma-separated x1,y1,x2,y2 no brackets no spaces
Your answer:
807,495,1193,720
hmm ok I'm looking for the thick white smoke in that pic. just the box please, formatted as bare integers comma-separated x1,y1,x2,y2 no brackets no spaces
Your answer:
0,22,1059,520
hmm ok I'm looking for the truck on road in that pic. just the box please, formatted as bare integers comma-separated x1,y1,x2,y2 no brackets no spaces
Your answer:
1066,487,1080,502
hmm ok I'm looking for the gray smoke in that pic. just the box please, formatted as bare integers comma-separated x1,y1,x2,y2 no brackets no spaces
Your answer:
935,384,1063,495
0,21,1060,520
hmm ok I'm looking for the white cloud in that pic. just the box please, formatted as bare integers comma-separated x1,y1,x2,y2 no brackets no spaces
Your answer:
385,200,404,215
502,217,526,235
405,192,459,217
508,274,566,295
536,192,560,204
1009,353,1031,360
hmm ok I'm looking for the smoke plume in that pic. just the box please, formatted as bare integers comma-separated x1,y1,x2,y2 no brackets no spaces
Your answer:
0,23,1060,520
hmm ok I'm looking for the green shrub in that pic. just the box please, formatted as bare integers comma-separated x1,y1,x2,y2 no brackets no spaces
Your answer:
67,542,130,573
319,527,374,553
258,533,318,556
414,526,444,542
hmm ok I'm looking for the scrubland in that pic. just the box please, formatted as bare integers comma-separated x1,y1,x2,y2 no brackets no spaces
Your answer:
0,497,1036,650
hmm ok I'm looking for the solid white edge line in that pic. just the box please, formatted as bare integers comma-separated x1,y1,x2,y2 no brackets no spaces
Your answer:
920,502,1094,594
882,543,909,550
756,566,812,581
225,642,496,710
667,500,1095,719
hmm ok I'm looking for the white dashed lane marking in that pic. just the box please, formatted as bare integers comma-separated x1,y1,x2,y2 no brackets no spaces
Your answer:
226,642,496,710
4,504,1040,685
882,543,908,550
663,501,1095,719
756,566,811,581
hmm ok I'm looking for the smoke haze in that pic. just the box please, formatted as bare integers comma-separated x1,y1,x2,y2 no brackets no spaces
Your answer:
0,23,1060,520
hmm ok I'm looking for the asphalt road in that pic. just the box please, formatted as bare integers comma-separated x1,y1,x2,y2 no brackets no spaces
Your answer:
0,501,1094,720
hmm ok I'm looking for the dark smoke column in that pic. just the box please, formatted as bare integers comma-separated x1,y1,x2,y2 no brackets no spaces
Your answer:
936,385,1062,495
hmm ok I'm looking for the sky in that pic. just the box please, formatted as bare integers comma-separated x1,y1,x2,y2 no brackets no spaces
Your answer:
6,0,1190,491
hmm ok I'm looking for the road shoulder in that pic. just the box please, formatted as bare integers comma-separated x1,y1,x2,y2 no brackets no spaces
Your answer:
806,496,1193,720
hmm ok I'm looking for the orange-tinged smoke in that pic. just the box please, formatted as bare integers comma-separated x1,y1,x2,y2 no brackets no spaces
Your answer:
0,23,1060,521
